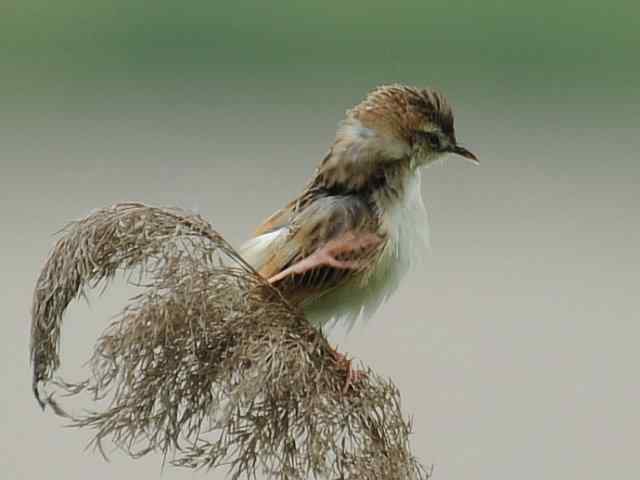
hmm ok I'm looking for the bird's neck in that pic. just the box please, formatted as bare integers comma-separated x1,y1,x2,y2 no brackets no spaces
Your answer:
312,157,415,207
370,160,415,201
312,117,413,192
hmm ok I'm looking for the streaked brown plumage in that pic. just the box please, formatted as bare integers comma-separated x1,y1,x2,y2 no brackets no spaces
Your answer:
240,84,477,329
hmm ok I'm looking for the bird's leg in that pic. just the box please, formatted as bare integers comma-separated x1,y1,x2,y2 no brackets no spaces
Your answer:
268,232,382,284
330,345,367,393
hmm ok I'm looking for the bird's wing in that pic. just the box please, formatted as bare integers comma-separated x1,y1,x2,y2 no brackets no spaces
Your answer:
253,201,295,236
240,194,385,305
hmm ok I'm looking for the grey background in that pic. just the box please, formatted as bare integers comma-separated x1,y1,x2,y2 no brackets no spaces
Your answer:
1,1,639,478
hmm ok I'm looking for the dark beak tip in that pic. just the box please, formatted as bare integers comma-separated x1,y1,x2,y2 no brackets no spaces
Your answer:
453,146,479,164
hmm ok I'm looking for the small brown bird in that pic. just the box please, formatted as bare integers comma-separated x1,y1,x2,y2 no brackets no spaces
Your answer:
241,85,477,335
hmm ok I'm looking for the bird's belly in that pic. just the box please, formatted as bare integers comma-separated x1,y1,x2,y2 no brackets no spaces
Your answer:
302,243,404,329
304,171,429,329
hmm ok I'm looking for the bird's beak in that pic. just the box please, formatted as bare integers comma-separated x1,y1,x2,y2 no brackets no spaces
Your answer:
451,145,479,164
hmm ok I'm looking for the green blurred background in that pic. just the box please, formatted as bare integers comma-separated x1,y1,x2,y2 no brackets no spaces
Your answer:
1,1,639,479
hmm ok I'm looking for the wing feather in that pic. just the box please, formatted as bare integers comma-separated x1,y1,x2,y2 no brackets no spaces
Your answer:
241,193,385,305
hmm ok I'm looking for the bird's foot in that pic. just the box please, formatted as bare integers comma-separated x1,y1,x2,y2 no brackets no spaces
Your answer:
330,347,367,393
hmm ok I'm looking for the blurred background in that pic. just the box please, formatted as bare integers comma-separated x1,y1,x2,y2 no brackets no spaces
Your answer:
1,1,638,478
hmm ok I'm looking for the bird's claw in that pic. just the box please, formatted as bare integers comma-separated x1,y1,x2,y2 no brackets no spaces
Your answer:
331,348,367,393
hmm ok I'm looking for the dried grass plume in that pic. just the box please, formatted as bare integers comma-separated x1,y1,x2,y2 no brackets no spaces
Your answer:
30,203,429,479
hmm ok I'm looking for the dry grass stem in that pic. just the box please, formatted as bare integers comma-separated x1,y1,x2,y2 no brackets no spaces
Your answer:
30,202,429,479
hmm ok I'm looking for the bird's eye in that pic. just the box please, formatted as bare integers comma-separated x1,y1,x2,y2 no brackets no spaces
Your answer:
423,132,441,149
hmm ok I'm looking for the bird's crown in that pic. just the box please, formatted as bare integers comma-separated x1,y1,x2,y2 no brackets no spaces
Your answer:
349,84,456,144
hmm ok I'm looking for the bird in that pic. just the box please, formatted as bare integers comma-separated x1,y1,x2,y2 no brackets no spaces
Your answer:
239,85,477,382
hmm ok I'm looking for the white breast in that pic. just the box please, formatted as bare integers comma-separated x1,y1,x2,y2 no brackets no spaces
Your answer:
305,169,430,330
380,168,430,275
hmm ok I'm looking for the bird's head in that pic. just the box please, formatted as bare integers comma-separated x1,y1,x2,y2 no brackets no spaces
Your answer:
316,85,477,191
350,84,478,166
